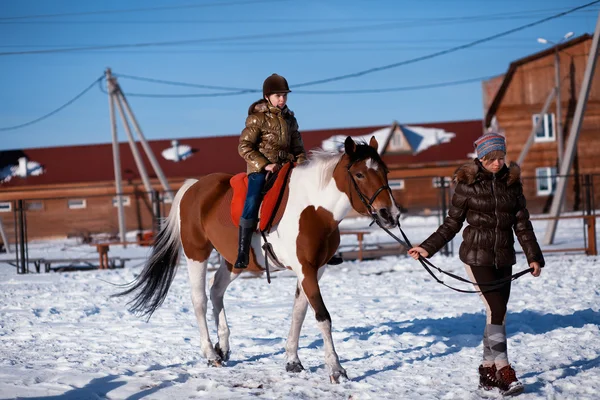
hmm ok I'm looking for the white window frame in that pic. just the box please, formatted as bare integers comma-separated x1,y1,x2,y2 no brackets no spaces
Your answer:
112,196,131,207
26,201,44,211
389,179,405,190
535,167,557,195
68,199,87,210
0,202,12,213
432,177,452,188
532,113,556,143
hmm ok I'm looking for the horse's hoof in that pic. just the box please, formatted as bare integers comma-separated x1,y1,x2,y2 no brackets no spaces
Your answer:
215,343,230,362
207,359,223,368
330,370,348,384
286,361,304,373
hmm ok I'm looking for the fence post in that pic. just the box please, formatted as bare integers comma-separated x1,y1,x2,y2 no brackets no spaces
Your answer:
152,190,162,235
438,177,452,256
15,200,28,274
586,215,597,256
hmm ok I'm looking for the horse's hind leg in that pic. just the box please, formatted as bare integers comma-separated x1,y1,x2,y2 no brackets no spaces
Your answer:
186,255,222,366
210,256,239,362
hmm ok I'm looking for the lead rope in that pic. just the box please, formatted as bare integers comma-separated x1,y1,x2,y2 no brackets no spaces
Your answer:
373,218,533,294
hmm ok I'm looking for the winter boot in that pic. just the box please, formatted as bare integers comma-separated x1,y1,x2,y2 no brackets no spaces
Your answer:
496,365,524,396
478,364,499,391
234,219,256,269
326,254,343,265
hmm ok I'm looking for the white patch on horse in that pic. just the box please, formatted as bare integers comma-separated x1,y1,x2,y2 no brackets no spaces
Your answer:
366,158,379,171
258,150,350,274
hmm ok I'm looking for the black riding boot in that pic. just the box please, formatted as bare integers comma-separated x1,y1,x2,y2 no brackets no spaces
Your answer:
327,254,343,265
234,218,256,269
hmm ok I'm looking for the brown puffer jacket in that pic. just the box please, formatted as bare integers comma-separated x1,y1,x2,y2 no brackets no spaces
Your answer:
239,99,307,174
420,159,545,269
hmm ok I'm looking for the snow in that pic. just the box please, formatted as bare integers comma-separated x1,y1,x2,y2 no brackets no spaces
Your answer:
161,142,193,162
320,124,459,156
321,127,390,155
0,215,598,399
0,158,44,184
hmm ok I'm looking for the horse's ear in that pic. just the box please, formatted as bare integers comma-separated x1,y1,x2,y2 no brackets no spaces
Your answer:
344,136,356,155
369,136,379,151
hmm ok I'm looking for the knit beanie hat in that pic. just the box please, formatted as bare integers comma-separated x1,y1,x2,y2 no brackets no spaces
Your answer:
474,133,506,159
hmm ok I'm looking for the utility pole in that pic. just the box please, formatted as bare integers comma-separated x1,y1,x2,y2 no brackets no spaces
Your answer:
106,68,127,243
544,16,600,245
537,32,574,167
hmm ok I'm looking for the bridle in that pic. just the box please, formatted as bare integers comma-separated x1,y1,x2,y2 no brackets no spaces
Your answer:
345,158,532,294
346,160,395,220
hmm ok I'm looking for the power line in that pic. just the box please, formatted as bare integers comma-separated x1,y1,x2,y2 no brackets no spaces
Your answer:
102,73,495,97
0,0,283,21
0,6,596,24
0,22,405,56
293,0,600,88
0,76,104,131
1,4,597,56
114,73,255,92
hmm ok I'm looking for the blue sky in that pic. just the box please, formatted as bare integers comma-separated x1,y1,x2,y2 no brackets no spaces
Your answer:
0,0,597,151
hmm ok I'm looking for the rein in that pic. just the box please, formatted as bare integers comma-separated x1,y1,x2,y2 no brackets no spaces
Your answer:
347,166,533,294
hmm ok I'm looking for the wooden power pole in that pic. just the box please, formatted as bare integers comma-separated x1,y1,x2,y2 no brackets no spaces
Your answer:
544,11,600,245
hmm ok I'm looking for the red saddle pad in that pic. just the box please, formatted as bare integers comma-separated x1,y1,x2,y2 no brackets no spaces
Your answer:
230,162,293,232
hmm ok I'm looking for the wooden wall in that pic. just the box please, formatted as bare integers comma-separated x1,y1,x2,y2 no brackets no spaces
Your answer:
495,39,600,213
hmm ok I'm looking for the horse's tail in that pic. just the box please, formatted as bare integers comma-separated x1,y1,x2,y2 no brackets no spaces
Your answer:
113,179,198,319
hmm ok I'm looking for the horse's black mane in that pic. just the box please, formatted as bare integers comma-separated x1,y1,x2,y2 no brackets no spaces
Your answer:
348,141,389,173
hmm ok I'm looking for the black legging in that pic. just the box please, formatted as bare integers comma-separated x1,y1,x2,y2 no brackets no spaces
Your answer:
467,266,513,325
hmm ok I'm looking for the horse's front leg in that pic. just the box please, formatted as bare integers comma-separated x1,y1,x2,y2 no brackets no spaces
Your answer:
285,280,309,372
300,267,347,383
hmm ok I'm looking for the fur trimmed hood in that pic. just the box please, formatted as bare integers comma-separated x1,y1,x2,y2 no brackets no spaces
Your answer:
247,99,294,116
454,159,521,186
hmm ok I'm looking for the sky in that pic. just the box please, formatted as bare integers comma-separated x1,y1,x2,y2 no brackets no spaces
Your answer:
0,0,598,151
1,215,598,398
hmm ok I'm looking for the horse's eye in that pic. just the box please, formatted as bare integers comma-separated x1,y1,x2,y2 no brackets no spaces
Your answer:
355,172,365,179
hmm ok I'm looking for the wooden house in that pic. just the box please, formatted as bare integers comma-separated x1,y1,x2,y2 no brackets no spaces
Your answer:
483,34,600,213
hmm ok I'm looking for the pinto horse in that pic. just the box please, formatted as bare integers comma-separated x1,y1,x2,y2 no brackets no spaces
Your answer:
116,136,401,383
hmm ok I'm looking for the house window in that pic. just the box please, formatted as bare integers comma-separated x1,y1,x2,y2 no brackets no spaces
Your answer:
392,133,402,147
26,201,43,211
389,179,405,190
536,167,557,195
0,202,12,213
68,199,87,209
533,113,556,142
432,177,452,188
112,196,131,207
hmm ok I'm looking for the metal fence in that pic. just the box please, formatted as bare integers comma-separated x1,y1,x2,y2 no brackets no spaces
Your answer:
0,172,598,270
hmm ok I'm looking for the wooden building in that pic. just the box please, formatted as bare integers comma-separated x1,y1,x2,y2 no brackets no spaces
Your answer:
0,120,483,240
483,34,600,213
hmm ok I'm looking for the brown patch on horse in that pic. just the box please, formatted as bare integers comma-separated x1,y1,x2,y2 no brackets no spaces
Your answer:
179,177,220,263
180,173,263,273
297,206,340,321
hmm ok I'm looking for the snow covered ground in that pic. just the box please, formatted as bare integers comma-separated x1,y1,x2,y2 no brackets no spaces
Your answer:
0,215,598,399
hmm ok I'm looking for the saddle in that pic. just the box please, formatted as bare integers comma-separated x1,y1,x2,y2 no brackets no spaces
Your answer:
230,162,294,232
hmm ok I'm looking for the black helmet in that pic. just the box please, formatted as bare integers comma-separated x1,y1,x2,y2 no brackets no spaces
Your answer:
263,73,291,98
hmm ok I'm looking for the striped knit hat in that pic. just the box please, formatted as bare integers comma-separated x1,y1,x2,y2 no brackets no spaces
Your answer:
474,133,506,159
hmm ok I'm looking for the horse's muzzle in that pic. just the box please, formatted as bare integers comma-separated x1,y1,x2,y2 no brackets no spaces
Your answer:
377,208,400,229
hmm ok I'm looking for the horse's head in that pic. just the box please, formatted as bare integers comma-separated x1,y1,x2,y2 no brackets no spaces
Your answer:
335,136,401,229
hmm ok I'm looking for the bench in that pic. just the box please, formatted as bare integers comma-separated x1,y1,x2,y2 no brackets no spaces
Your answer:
92,240,152,269
340,230,371,261
40,256,130,273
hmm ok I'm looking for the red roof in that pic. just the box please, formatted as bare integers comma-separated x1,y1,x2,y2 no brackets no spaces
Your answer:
1,119,482,188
